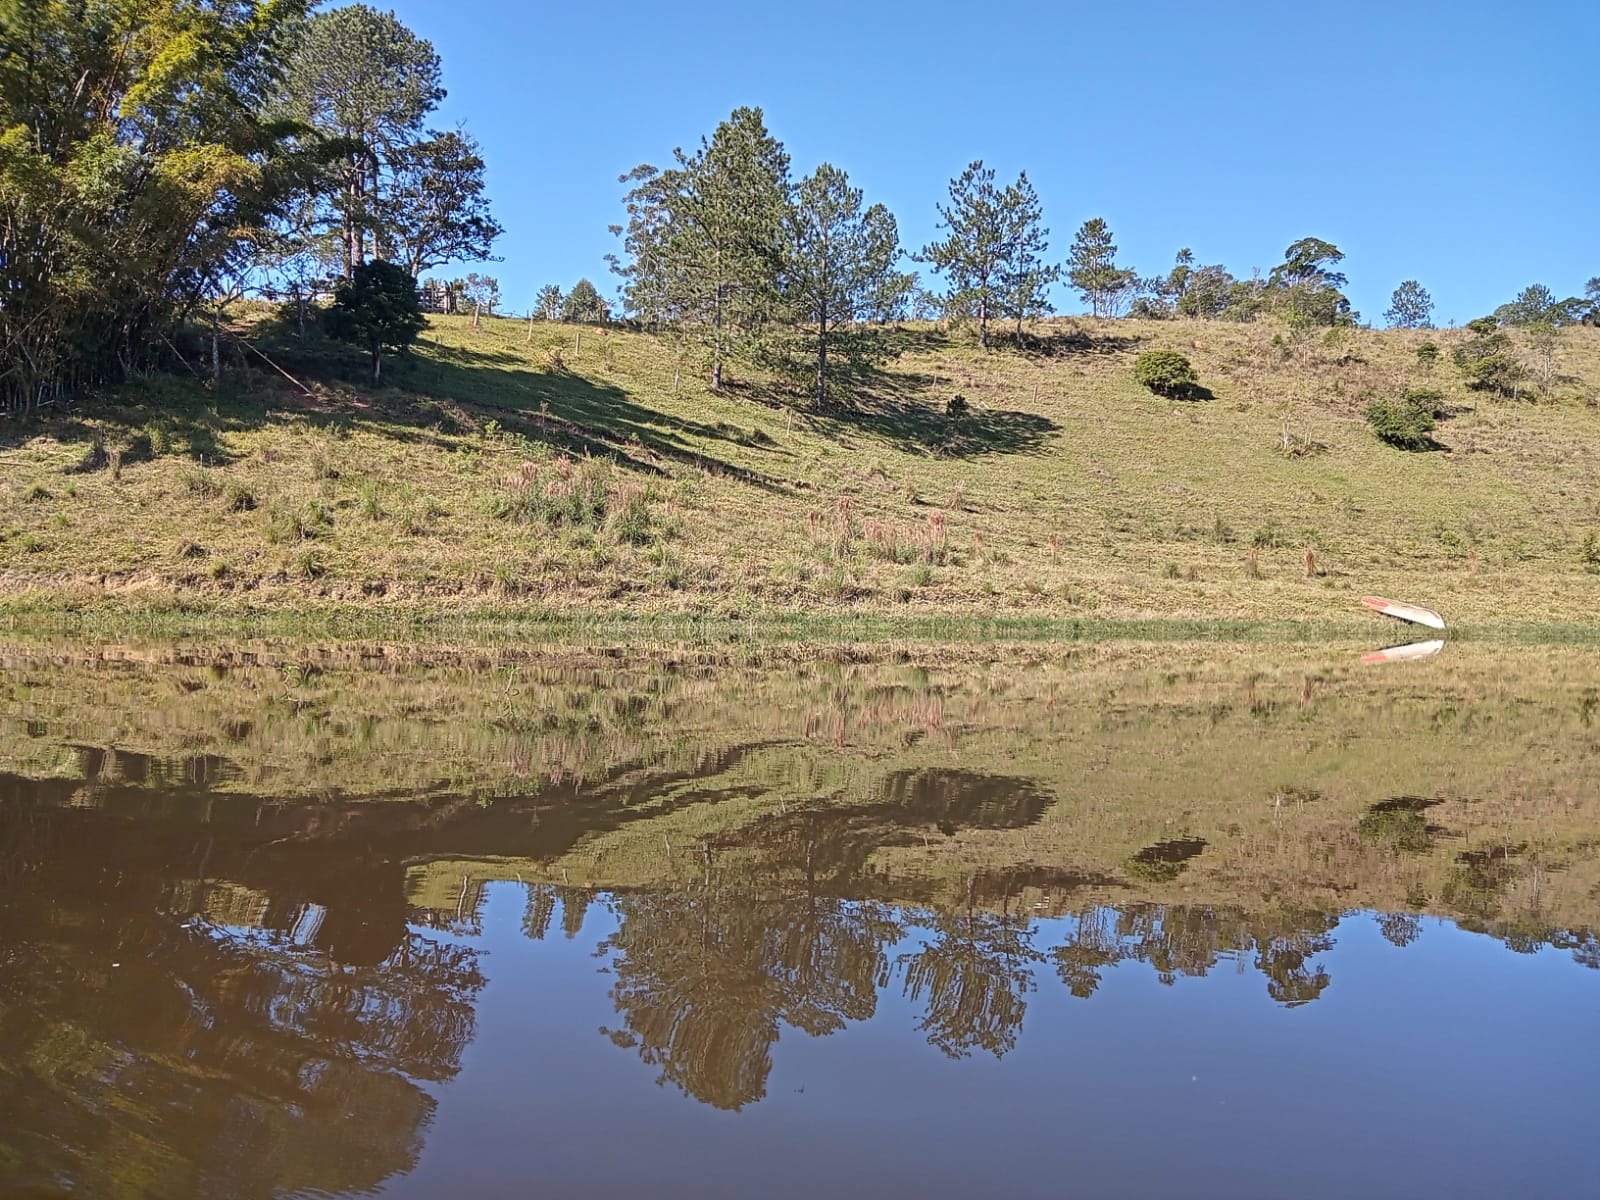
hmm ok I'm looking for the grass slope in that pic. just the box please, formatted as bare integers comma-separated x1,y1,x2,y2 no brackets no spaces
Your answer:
2,313,1598,625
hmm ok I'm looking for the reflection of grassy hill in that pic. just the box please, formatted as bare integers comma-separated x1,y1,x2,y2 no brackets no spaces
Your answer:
4,640,1598,935
2,314,1599,622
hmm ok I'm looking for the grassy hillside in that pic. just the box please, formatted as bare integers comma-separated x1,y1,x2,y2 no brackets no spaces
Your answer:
2,313,1598,626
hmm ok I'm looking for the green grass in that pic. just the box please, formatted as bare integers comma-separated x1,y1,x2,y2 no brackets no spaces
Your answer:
1,312,1598,627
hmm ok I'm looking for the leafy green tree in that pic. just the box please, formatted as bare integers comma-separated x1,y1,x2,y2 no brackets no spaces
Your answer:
997,172,1057,338
0,0,313,411
611,107,791,389
458,273,499,327
535,284,564,321
1495,283,1583,328
279,4,445,275
562,278,607,322
1267,237,1355,326
1065,218,1138,318
1453,317,1523,397
1177,263,1238,319
781,163,902,406
383,129,502,278
1131,249,1196,319
918,162,1007,348
326,260,426,383
1585,277,1600,326
1384,280,1434,329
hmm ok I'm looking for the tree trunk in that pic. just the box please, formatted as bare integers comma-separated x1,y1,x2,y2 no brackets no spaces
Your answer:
815,305,828,408
371,345,382,386
472,302,480,329
711,283,724,390
978,297,989,349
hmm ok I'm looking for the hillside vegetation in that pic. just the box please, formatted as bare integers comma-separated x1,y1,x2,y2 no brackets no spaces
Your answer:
2,313,1598,626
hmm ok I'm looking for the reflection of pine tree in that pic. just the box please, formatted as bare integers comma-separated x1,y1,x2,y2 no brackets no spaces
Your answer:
598,890,900,1109
522,886,557,941
897,895,1042,1059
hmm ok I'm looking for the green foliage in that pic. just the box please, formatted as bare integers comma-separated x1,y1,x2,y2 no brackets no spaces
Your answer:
782,163,903,405
1452,319,1524,397
0,0,313,411
1385,281,1434,329
1365,395,1437,450
996,172,1058,335
382,129,503,278
276,3,499,280
1267,238,1356,327
562,279,607,323
535,284,565,321
458,273,500,323
610,107,791,388
1066,218,1138,318
1416,341,1440,368
917,161,1009,347
325,260,426,383
1495,284,1583,329
1132,350,1199,398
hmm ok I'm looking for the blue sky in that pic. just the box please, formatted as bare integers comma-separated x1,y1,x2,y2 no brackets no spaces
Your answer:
382,0,1598,325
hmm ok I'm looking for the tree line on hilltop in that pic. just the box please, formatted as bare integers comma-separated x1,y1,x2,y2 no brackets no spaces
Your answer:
3,2,1596,410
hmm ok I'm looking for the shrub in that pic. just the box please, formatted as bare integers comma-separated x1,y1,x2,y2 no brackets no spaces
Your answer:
1365,397,1436,450
222,481,257,512
1416,341,1439,369
1132,350,1199,398
1453,320,1523,397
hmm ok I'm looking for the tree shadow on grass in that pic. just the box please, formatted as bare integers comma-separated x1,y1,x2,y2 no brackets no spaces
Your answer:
398,355,791,492
804,369,1060,459
1000,323,1144,359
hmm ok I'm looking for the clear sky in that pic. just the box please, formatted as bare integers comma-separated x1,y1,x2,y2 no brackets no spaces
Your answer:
381,0,1598,326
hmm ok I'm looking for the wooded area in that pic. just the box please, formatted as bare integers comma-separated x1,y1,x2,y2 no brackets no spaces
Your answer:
2,0,1596,416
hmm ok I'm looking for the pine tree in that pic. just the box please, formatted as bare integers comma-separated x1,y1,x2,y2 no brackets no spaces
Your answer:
1065,218,1137,318
279,5,445,276
998,172,1057,338
562,278,607,322
611,108,790,389
782,164,902,406
918,162,1006,348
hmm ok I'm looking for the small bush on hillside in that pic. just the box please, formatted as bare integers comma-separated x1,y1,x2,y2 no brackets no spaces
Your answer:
1133,350,1199,398
1416,341,1439,369
1365,396,1436,450
1453,318,1524,397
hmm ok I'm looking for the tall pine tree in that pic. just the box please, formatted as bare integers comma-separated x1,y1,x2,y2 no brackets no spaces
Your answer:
998,172,1057,338
1066,218,1137,317
782,164,902,406
611,108,790,389
919,162,1006,348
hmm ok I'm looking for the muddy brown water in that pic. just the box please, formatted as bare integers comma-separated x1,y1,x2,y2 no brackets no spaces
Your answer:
1,642,1597,1198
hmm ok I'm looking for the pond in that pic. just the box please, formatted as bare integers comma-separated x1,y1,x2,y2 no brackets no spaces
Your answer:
1,639,1597,1198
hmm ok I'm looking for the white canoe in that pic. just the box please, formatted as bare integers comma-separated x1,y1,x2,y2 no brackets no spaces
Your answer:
1361,639,1446,665
1360,596,1447,630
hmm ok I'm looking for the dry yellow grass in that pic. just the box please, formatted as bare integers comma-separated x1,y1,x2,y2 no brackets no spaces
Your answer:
1,313,1597,625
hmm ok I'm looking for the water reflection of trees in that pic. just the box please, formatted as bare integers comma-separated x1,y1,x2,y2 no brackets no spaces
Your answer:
594,891,901,1110
560,883,1364,1108
0,804,484,1198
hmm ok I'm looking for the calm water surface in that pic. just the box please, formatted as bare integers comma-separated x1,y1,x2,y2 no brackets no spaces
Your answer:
1,641,1597,1198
